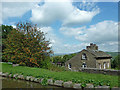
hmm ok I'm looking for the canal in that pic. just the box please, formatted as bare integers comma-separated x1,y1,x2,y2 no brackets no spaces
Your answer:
0,76,63,89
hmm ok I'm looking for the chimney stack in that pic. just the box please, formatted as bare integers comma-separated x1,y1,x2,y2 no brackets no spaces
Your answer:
86,43,98,50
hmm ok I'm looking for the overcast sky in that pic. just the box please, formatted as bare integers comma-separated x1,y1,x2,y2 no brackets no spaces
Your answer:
1,0,119,54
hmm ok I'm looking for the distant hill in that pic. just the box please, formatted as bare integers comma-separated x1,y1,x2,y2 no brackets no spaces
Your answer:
53,52,119,59
52,52,76,56
106,52,119,59
52,53,68,56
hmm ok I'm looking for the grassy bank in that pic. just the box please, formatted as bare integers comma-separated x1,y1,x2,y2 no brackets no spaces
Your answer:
0,63,119,87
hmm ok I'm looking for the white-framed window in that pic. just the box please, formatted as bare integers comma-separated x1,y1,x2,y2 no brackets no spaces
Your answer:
103,62,106,69
99,63,101,69
82,62,87,68
107,63,109,68
68,63,71,69
82,53,87,60
100,64,101,69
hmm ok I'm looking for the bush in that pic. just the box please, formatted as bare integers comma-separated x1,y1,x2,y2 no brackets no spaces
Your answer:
48,64,66,72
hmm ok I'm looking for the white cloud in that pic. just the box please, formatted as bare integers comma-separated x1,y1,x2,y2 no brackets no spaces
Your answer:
39,27,64,52
62,43,89,53
62,2,100,26
11,25,16,28
98,42,118,52
76,20,118,43
30,1,100,26
60,26,85,36
30,0,74,26
60,20,118,52
62,9,99,26
2,2,38,22
39,20,118,53
2,1,99,26
39,26,89,54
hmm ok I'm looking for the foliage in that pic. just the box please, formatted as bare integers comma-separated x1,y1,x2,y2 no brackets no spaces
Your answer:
47,64,66,72
41,78,48,86
2,25,14,39
1,25,14,62
52,53,76,65
81,83,86,88
2,23,53,68
111,55,120,69
1,63,119,87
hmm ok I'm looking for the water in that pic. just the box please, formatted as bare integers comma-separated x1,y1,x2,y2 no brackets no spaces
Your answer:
0,76,61,89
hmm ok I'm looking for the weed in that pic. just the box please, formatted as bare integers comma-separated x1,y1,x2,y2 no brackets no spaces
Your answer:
41,78,48,86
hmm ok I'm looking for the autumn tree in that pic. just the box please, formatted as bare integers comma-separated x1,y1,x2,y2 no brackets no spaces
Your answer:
3,23,53,68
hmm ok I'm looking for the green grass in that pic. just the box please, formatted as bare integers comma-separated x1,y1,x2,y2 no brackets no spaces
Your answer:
0,63,119,87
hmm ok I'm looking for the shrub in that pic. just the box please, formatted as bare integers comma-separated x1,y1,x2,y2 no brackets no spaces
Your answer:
48,64,66,72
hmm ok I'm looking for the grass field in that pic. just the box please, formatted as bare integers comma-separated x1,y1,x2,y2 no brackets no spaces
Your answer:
0,63,119,87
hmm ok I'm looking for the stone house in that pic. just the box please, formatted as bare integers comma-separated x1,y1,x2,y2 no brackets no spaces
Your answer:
65,43,112,70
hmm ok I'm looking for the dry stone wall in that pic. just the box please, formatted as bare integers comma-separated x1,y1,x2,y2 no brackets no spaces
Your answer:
78,68,120,76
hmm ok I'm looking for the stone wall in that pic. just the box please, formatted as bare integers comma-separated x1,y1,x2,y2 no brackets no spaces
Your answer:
65,50,97,69
96,59,111,69
78,68,120,76
1,72,119,89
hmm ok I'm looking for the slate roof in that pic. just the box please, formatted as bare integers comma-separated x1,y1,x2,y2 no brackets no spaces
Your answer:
86,50,112,58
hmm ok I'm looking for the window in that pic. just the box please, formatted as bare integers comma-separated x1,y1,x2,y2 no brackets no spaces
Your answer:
82,62,87,68
103,62,106,69
107,63,109,68
82,53,87,60
68,63,72,69
99,63,101,69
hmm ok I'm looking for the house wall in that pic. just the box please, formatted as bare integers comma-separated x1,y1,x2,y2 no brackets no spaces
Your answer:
96,59,111,69
65,50,96,70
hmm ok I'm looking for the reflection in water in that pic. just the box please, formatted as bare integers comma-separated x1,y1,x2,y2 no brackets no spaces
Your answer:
1,76,60,88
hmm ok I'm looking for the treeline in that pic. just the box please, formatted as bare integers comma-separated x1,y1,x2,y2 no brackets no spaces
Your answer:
51,53,77,66
111,54,120,69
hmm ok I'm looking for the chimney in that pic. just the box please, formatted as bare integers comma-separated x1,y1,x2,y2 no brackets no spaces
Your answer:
90,43,93,46
86,43,98,50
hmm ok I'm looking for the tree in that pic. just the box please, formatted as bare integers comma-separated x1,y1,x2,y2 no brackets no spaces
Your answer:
1,25,14,62
2,25,14,52
3,22,53,68
111,55,120,69
52,53,77,66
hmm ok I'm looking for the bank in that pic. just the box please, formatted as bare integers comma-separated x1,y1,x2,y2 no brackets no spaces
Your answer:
0,62,119,89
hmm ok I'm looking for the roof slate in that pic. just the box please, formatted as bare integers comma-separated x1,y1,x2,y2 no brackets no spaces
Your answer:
86,50,112,58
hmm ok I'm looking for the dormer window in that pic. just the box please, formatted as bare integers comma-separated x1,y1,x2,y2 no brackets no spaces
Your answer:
82,53,87,60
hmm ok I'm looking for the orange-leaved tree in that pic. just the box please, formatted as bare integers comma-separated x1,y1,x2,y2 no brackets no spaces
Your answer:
3,23,53,68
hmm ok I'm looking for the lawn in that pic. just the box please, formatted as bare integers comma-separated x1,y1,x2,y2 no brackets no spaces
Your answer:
0,63,119,87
